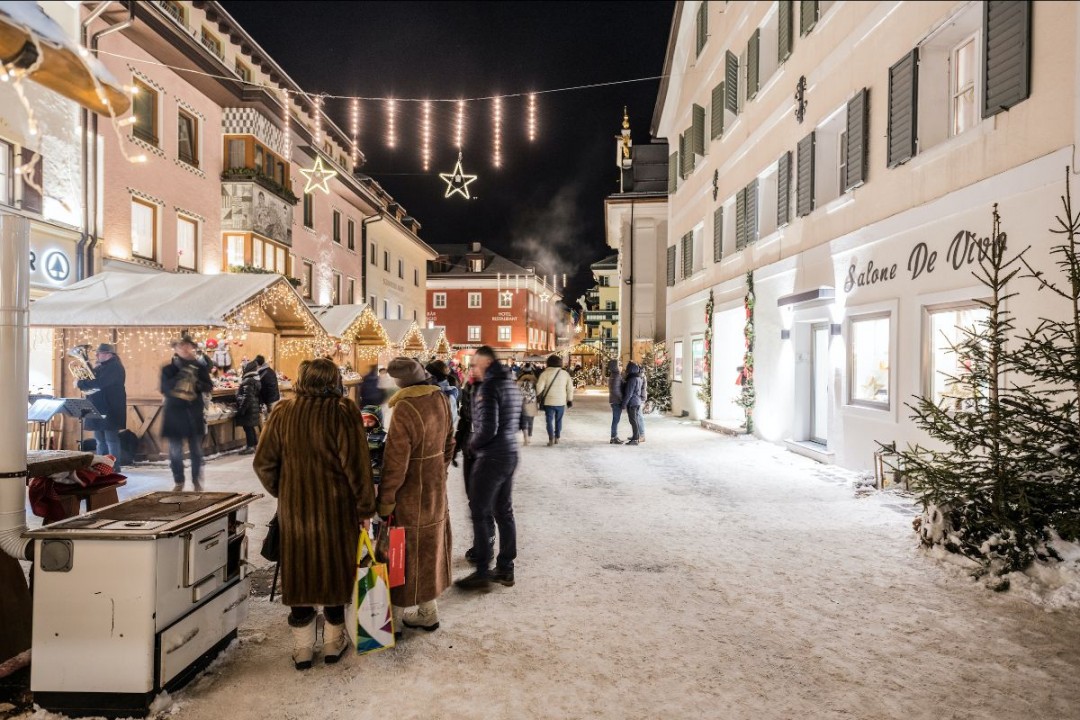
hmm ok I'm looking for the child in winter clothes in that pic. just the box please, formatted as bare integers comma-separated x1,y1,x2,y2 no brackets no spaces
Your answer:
362,405,388,539
516,364,539,445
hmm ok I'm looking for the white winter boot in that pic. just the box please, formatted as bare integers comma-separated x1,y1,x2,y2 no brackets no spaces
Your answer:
290,618,317,670
401,600,440,632
322,620,349,664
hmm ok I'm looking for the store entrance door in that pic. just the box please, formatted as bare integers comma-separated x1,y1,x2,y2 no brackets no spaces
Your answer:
809,323,830,446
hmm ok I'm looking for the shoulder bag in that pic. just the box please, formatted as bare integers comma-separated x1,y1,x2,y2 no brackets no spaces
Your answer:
536,369,563,410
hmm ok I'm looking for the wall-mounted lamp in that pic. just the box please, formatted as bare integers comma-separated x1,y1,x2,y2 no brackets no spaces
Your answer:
830,323,843,337
780,329,791,340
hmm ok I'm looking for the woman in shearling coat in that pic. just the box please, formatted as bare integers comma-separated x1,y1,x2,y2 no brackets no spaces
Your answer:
254,358,376,669
377,357,455,633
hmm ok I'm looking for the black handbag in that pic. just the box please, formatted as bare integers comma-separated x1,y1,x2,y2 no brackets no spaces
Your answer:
260,513,280,562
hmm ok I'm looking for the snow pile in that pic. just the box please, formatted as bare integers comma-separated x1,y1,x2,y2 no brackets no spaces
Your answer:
1004,533,1080,609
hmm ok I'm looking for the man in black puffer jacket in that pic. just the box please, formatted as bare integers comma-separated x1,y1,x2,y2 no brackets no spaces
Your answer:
456,346,523,591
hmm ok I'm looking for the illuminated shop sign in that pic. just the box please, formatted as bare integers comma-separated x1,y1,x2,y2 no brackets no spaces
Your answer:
844,229,1006,293
29,243,74,286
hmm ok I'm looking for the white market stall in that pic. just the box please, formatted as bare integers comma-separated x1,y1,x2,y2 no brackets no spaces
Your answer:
310,304,392,401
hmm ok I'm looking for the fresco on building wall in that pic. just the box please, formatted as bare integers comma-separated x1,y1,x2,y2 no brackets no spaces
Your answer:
221,182,292,246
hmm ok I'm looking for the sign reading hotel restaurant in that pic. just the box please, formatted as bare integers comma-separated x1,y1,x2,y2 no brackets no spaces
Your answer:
844,229,1007,293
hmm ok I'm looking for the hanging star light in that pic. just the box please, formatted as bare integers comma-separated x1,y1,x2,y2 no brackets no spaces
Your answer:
501,290,514,305
301,156,337,194
440,151,477,200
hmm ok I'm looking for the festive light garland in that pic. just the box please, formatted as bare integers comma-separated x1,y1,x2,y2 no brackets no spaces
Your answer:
455,99,465,149
492,96,502,168
698,290,714,418
735,272,756,434
386,98,396,149
350,97,360,166
527,93,537,142
421,100,432,172
399,322,428,359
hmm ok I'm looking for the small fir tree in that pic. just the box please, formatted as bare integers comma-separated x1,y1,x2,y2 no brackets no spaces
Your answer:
642,342,672,413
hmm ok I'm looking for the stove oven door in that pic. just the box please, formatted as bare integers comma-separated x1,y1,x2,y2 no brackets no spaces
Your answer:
158,578,248,689
184,518,228,587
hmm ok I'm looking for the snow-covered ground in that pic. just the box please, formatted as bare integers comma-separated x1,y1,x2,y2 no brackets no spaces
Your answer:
14,394,1080,720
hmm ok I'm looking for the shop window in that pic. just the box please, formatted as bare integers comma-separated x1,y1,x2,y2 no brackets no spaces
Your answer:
275,246,286,274
251,237,264,269
225,234,245,268
131,79,158,146
0,140,11,206
433,293,447,309
498,326,511,342
468,292,482,308
499,292,513,309
177,110,198,167
673,340,684,382
130,198,157,261
303,193,314,228
926,303,989,409
333,210,341,243
177,216,197,270
347,219,355,250
848,313,891,408
302,261,313,300
468,326,482,342
692,337,705,385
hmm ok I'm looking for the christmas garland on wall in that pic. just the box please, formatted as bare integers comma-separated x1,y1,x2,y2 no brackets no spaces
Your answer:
734,271,755,434
697,290,714,418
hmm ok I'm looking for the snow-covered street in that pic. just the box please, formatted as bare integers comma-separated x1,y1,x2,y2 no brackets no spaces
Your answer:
18,393,1080,720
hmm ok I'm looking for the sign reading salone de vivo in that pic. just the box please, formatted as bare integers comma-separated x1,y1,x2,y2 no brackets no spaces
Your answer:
843,229,1007,294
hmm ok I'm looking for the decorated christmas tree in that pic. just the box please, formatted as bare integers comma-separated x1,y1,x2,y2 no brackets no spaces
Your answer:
641,341,672,413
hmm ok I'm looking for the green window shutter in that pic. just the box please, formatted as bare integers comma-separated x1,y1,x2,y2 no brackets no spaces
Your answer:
713,206,724,262
983,0,1032,118
735,187,747,251
777,151,792,227
725,51,739,115
887,49,918,167
681,232,694,279
682,128,696,176
666,245,676,286
796,131,815,217
745,178,759,245
696,1,709,56
668,152,678,193
692,104,706,155
678,133,687,179
710,82,725,140
800,0,819,36
747,29,761,101
779,1,793,62
845,87,869,191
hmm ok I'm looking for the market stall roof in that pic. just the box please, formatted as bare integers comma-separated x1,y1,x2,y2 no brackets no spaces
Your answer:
382,319,427,355
29,271,320,334
420,327,451,356
313,304,389,346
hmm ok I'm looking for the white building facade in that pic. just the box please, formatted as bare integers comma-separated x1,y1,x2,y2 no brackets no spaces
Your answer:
656,0,1076,472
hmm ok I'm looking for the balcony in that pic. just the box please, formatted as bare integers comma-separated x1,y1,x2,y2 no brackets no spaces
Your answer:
584,310,619,324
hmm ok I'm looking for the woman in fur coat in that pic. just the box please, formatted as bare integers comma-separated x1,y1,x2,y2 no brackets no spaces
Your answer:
377,357,455,634
254,358,376,669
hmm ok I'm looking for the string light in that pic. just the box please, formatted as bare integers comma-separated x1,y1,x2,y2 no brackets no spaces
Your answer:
493,96,502,168
386,99,396,149
280,88,291,160
527,92,537,141
400,322,428,359
313,94,323,147
421,100,432,171
350,97,360,167
455,99,465,149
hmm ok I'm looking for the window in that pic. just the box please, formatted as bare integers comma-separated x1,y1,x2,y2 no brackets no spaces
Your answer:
413,310,418,321
251,237,264,269
254,145,263,174
332,272,342,304
302,261,313,299
225,234,244,268
383,299,390,319
177,109,198,167
605,301,616,311
838,129,848,193
234,59,251,82
499,292,513,309
369,295,377,309
414,268,419,286
347,278,356,304
849,314,891,408
926,303,989,409
398,259,404,279
333,210,341,243
951,36,977,137
673,340,684,381
0,140,11,206
468,292,482,308
692,337,705,385
227,138,245,169
130,198,157,260
911,3,981,154
468,326,481,342
200,27,222,59
433,293,447,309
275,246,286,274
369,242,376,264
498,326,512,342
695,0,708,56
162,1,186,24
470,258,484,272
813,105,846,207
177,216,197,270
347,219,355,250
303,193,313,228
131,79,157,145
397,304,403,320
383,250,389,272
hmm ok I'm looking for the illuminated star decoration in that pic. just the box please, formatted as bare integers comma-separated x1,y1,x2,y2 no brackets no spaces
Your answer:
301,156,337,194
501,291,514,305
440,152,477,200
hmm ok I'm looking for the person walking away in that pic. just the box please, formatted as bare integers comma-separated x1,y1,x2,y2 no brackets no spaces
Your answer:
456,345,522,591
255,354,280,411
607,358,624,445
534,354,574,446
378,357,455,633
359,364,384,408
253,358,375,669
77,343,127,472
622,361,646,446
161,337,213,490
516,364,538,445
235,361,262,455
454,367,494,563
426,360,460,427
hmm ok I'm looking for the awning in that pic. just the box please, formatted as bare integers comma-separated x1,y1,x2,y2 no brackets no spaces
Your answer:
29,271,321,335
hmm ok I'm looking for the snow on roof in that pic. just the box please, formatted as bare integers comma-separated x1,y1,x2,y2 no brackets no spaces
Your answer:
313,304,370,338
30,271,312,329
381,319,420,346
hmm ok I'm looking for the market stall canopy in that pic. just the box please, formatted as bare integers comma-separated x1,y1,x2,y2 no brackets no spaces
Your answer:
314,304,390,346
382,319,427,356
30,271,321,336
420,327,451,357
0,2,129,115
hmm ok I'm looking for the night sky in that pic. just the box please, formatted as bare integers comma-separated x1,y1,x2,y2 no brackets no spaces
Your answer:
222,0,675,307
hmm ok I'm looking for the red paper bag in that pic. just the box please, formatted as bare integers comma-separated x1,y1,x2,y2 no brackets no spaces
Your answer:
376,523,406,588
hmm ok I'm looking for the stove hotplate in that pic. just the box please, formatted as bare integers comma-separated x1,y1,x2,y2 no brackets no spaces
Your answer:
90,492,235,522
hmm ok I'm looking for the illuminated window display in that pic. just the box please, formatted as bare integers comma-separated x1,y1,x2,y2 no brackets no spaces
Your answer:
673,340,684,382
849,314,890,408
927,304,989,408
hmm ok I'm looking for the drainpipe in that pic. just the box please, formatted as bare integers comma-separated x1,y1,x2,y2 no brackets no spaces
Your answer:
361,213,384,303
627,199,635,361
0,213,31,561
77,1,113,281
84,2,134,278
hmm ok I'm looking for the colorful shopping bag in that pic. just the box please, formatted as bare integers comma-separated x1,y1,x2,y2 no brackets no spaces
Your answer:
355,531,395,655
376,519,406,588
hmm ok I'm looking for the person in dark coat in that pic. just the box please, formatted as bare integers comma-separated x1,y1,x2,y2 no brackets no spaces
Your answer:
77,343,127,472
235,361,262,454
160,337,213,490
454,369,494,563
622,361,646,446
456,345,523,591
255,354,280,409
359,364,384,407
607,358,624,445
254,358,375,669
